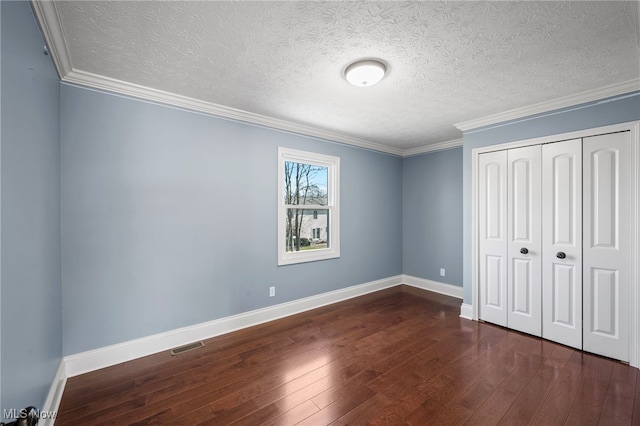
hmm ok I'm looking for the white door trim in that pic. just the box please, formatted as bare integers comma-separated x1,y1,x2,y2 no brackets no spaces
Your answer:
471,120,640,368
630,122,639,370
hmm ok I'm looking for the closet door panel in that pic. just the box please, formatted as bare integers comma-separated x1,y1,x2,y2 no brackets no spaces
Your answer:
479,151,508,327
551,264,577,325
583,132,630,362
507,145,542,336
542,139,582,349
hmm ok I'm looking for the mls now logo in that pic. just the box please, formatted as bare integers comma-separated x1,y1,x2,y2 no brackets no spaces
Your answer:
1,406,42,425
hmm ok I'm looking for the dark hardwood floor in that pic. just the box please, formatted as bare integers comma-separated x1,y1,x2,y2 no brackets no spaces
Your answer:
55,286,640,425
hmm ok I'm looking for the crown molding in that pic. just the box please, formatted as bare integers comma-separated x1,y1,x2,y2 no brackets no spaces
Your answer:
65,67,463,158
63,70,405,156
455,78,640,132
66,67,456,157
402,139,463,157
30,0,71,79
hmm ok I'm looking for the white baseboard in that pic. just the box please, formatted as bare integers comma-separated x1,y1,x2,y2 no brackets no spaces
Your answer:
41,360,66,426
63,275,403,377
401,274,463,299
460,303,474,320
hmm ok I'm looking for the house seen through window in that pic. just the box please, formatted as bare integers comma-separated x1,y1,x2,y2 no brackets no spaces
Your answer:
278,147,340,265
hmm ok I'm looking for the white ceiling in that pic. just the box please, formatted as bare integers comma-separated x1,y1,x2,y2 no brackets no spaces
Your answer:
34,1,640,155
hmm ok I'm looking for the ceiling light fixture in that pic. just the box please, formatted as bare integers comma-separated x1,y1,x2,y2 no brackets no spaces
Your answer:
344,59,387,87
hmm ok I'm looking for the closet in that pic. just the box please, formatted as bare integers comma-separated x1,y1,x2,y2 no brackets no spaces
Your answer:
478,131,631,362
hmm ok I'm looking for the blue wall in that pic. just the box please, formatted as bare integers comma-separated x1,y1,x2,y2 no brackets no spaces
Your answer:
462,93,640,302
1,0,62,415
60,85,403,355
402,147,462,286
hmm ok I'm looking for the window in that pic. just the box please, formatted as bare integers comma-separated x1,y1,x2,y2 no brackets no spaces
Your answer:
278,147,340,265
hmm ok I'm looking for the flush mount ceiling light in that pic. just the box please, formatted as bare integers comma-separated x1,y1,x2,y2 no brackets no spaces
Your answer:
344,59,387,87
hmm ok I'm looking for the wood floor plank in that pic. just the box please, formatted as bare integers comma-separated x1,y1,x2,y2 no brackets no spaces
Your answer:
463,387,518,426
268,400,320,426
529,351,586,426
401,338,515,425
497,350,544,396
298,382,375,425
226,403,282,426
59,376,178,422
336,372,424,425
543,343,575,368
431,343,525,423
53,287,638,426
564,354,614,426
497,363,562,425
171,405,214,426
632,372,640,425
598,362,638,425
270,375,337,413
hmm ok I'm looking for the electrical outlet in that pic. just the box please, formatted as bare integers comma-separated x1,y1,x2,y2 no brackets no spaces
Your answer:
440,268,446,277
269,286,275,297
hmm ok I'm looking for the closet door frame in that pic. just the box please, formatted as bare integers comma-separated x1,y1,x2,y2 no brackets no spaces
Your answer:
470,120,640,369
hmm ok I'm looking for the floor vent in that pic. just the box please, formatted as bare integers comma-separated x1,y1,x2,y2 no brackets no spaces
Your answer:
170,341,204,356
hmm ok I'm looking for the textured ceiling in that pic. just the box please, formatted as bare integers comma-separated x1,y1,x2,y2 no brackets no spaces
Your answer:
42,1,640,151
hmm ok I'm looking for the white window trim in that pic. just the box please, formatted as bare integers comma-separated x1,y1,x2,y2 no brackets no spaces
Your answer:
278,147,340,266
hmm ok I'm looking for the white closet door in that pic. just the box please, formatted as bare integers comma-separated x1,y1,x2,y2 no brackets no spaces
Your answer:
507,146,542,336
542,139,582,349
583,132,630,362
479,151,508,327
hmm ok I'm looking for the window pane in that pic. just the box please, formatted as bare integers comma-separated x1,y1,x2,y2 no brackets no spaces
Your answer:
284,209,329,252
283,161,328,205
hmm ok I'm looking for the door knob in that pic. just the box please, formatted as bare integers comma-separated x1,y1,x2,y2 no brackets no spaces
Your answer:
520,248,528,254
556,251,566,259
